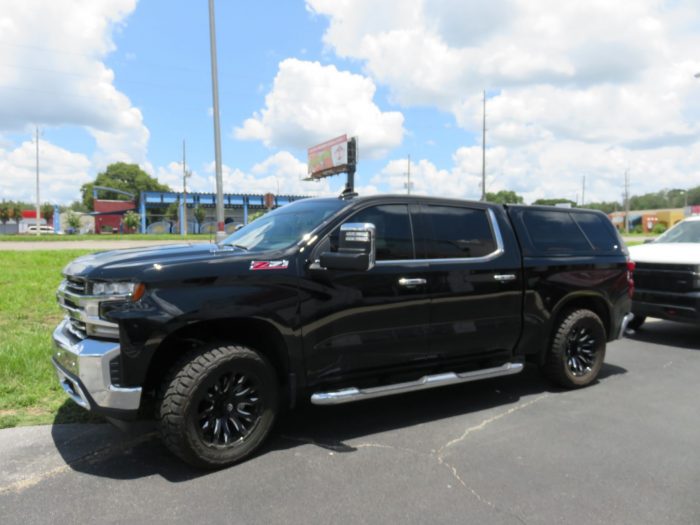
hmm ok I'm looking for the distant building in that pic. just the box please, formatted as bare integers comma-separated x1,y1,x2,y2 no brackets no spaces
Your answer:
18,210,49,234
93,199,136,233
609,207,688,233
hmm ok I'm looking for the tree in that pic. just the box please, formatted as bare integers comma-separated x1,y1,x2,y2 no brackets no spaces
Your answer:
247,210,268,222
66,212,82,232
9,205,23,225
81,162,171,210
193,206,206,232
123,211,140,233
41,203,54,223
68,200,88,213
582,201,619,214
485,190,524,204
0,204,9,226
532,198,577,207
165,202,180,221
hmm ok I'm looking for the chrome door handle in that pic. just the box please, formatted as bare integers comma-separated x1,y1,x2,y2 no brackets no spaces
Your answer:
493,274,517,282
398,278,427,287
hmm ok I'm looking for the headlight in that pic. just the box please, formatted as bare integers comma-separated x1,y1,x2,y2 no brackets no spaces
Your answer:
92,281,136,296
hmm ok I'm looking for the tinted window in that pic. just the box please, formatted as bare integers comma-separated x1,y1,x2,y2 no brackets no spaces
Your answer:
423,206,496,259
572,213,620,251
334,204,414,260
522,210,591,253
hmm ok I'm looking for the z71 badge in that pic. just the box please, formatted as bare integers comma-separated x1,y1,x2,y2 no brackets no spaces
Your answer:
250,260,289,271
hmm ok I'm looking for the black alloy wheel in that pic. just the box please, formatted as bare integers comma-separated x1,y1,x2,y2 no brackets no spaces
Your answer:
196,371,262,447
565,326,597,377
544,309,606,388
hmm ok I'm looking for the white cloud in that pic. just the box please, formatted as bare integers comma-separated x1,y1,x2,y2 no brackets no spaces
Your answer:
308,0,700,200
372,137,700,205
235,58,405,158
157,151,334,198
0,0,148,166
372,154,482,200
0,140,91,204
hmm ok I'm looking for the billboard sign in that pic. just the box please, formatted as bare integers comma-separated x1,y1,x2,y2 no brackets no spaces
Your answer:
307,135,349,179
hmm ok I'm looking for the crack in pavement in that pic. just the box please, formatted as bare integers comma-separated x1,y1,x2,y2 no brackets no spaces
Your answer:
279,434,424,457
432,396,549,525
437,394,550,455
283,395,548,524
0,431,158,496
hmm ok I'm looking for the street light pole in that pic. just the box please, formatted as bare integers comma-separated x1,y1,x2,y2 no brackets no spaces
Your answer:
35,126,40,237
208,0,225,241
182,139,190,237
481,90,486,201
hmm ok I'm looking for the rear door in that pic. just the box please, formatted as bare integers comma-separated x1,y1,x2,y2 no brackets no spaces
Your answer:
419,203,523,368
300,202,433,390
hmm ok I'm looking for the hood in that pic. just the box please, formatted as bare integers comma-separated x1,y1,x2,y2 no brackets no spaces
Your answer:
628,242,700,265
63,242,255,281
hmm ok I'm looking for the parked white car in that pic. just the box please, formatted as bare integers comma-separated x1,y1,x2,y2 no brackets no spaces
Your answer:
25,225,56,234
628,216,700,329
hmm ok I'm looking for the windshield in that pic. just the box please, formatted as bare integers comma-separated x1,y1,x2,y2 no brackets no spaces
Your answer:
221,198,350,252
654,220,700,243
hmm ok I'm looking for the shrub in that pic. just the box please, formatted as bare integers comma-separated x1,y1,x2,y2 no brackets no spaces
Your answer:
652,223,667,235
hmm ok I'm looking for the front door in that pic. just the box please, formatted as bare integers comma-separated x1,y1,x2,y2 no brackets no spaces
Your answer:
300,203,433,390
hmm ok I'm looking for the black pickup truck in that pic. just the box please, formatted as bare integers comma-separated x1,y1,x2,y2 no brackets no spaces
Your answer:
52,195,632,467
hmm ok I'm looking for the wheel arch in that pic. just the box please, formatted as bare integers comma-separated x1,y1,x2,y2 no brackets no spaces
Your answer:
534,293,612,366
144,317,292,398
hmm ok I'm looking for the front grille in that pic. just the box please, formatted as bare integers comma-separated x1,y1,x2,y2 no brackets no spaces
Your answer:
66,318,87,339
634,263,698,293
58,277,120,340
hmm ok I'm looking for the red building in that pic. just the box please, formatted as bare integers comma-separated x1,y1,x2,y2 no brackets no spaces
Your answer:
21,210,52,225
94,199,135,233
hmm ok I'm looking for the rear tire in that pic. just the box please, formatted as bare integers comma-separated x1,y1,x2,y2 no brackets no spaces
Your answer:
627,315,646,331
544,309,606,388
158,344,278,469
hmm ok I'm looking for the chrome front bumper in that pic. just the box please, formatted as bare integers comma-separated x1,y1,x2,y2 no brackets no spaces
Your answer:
52,318,142,412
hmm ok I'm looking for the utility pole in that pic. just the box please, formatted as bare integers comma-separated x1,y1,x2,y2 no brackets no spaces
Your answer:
182,139,190,237
208,0,225,241
581,175,586,206
35,126,40,236
481,90,486,201
624,169,630,234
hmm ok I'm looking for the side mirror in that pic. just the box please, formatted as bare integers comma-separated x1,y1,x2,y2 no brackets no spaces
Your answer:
643,238,654,244
319,223,376,271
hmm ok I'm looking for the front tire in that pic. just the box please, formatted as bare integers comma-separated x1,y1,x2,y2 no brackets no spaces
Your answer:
544,309,606,388
158,344,279,468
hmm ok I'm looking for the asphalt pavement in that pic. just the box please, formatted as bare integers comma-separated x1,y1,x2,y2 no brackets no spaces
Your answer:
1,320,699,524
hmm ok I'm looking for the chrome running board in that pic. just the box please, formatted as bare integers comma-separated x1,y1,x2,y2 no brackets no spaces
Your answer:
310,362,524,406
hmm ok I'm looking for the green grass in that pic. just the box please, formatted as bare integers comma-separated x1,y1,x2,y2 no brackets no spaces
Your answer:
0,250,105,428
0,233,214,242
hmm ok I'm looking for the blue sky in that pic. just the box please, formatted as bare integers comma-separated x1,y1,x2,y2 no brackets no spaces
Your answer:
1,0,699,205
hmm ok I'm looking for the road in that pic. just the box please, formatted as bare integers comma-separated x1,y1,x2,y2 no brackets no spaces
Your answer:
1,320,699,524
